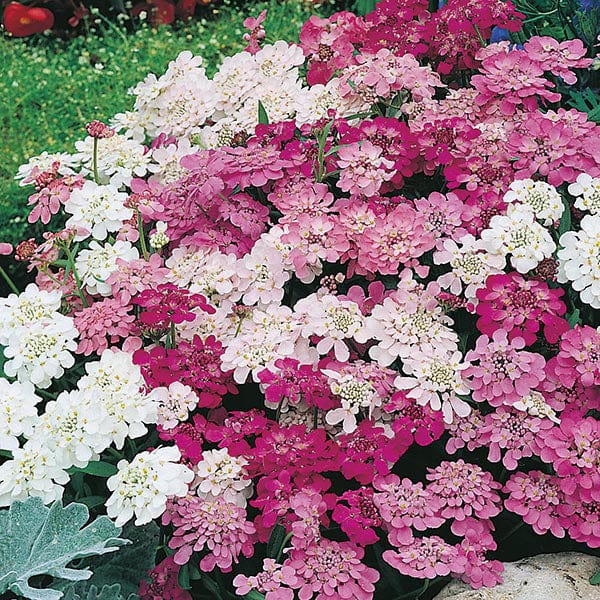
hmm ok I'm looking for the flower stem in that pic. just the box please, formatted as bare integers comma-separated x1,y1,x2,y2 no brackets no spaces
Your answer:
138,211,149,260
92,137,100,184
275,531,294,563
0,265,19,294
63,245,89,308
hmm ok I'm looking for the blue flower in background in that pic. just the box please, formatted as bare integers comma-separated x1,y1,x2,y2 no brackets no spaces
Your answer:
578,0,600,11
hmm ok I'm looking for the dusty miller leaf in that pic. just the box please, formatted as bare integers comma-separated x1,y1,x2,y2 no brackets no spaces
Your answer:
61,521,159,598
0,496,127,600
62,583,137,600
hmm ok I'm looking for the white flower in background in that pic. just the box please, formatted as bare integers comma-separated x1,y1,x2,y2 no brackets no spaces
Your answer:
106,446,193,526
77,350,158,448
3,316,78,389
433,234,505,301
254,41,305,80
568,173,600,215
241,77,303,130
236,243,290,307
149,137,197,185
0,283,62,345
34,390,113,468
558,214,600,308
150,382,198,430
184,249,241,304
74,133,152,187
323,370,378,434
394,348,471,424
132,52,216,139
355,293,458,367
0,440,70,506
0,379,41,451
110,109,149,142
295,78,365,127
64,181,132,241
480,204,556,273
295,294,364,362
75,240,139,296
194,447,253,507
149,221,170,250
213,52,260,115
513,390,560,424
503,179,564,226
220,331,294,384
15,151,77,184
176,305,235,344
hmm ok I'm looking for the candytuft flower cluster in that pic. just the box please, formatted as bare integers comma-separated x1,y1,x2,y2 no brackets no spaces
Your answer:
1,1,600,599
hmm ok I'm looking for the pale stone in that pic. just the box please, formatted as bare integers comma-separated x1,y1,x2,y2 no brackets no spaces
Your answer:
434,553,600,600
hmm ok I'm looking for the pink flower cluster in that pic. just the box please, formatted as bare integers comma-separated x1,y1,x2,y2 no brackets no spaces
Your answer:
8,0,600,598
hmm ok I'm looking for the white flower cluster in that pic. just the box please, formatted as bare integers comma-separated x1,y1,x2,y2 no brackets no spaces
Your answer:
558,214,600,308
568,173,600,215
480,204,556,273
0,284,78,389
503,178,564,226
0,350,158,507
107,446,193,526
193,447,253,507
65,180,133,241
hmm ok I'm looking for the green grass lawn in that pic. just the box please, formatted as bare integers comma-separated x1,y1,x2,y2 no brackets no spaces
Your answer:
0,0,333,248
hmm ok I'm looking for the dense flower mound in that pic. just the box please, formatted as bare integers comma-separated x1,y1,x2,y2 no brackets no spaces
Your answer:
2,1,600,599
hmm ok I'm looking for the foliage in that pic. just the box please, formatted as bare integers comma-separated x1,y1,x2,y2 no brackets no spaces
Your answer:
0,496,126,600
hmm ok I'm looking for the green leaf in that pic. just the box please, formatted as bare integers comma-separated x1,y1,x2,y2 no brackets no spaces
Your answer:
558,196,572,237
591,569,600,585
266,523,286,559
568,309,580,328
353,0,377,16
245,592,266,600
200,573,223,600
0,497,127,600
61,521,159,598
258,100,269,125
67,461,118,478
567,88,600,123
178,563,191,591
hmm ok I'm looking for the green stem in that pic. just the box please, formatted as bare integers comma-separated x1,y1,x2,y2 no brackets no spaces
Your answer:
473,23,486,48
499,519,526,542
0,265,19,294
63,246,89,308
92,137,100,184
169,321,177,349
138,212,149,260
275,532,294,563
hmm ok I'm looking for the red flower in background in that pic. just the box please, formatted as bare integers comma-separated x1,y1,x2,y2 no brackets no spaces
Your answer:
131,0,176,25
3,2,54,36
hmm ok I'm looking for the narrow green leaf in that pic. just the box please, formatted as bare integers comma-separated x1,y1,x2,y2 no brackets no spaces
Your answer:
258,100,269,125
558,197,572,237
67,461,118,478
245,592,266,600
200,574,223,600
266,523,286,559
177,563,191,591
567,309,580,328
591,569,600,585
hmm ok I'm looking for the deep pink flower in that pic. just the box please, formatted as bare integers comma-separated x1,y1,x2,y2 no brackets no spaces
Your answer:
464,329,546,407
134,283,214,328
158,417,204,464
332,487,381,546
426,459,503,521
258,358,335,411
475,273,566,345
504,471,566,537
387,391,446,449
139,556,192,600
